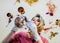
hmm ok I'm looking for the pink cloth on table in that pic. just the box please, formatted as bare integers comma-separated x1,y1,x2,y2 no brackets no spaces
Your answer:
9,32,49,43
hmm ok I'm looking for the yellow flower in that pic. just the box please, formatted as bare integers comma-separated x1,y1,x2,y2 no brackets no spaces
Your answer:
25,0,38,6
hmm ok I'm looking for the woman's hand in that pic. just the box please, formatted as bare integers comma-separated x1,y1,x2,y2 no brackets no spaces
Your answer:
27,32,31,38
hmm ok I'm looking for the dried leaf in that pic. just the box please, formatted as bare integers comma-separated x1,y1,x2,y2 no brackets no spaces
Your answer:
16,0,20,3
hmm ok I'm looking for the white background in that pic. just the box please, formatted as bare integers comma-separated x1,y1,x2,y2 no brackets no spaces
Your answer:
0,0,60,43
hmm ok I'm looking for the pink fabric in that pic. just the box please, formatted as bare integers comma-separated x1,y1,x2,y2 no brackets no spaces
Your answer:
9,32,49,43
